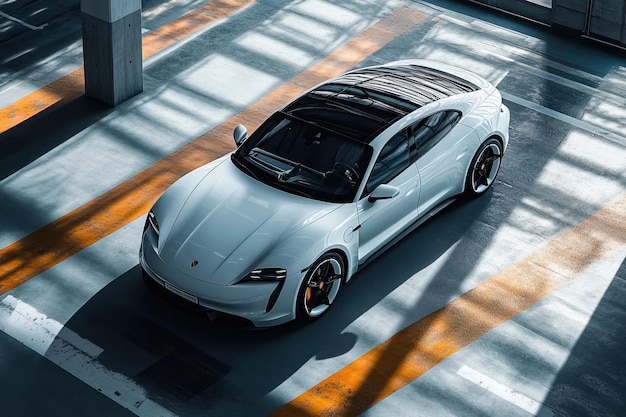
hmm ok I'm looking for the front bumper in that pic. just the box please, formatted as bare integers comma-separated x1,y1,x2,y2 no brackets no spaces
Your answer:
139,231,295,327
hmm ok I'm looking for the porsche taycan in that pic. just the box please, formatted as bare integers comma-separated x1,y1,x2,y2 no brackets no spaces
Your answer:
139,59,510,327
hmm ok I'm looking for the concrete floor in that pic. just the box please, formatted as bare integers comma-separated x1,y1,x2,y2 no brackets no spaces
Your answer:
1,1,625,416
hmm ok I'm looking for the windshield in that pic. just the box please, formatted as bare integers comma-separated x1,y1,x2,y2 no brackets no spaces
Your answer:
232,113,372,203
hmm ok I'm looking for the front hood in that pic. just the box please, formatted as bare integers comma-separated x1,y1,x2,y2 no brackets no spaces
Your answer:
158,160,338,285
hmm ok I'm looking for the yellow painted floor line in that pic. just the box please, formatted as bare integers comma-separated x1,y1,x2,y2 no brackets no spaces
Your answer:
0,0,255,135
268,194,626,417
0,7,427,294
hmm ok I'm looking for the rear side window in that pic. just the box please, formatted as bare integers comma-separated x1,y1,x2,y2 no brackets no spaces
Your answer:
410,110,461,158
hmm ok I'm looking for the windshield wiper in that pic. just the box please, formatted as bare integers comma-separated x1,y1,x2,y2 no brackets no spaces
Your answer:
231,154,259,180
279,163,302,181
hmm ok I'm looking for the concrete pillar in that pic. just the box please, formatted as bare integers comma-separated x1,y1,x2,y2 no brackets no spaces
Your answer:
81,0,143,106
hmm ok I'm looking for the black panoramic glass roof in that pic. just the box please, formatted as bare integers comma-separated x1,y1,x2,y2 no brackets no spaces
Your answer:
331,64,479,106
282,63,479,143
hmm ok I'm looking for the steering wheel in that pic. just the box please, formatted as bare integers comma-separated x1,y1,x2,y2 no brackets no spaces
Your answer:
332,162,359,182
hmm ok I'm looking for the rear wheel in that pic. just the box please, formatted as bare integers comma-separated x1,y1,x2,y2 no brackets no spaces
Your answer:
465,138,503,198
296,252,344,321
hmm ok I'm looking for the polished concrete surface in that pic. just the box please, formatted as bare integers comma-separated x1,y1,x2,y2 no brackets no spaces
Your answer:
1,1,625,416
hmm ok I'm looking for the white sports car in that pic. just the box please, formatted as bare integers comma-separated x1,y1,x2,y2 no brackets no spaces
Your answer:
139,59,509,327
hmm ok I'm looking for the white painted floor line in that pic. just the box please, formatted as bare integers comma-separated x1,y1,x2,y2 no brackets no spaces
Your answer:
457,365,554,417
501,91,626,146
433,3,626,91
0,295,177,417
0,11,48,30
490,51,625,106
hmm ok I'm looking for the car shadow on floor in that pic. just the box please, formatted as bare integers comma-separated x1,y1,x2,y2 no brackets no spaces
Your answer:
60,191,495,416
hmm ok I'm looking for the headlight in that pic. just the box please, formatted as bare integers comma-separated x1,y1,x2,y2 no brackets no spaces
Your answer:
236,268,287,313
239,268,287,283
146,211,160,235
143,210,160,246
248,268,287,281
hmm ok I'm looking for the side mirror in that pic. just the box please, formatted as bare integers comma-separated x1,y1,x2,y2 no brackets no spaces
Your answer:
368,184,400,203
234,124,248,146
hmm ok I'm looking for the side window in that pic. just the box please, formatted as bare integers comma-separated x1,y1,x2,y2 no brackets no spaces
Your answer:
410,110,461,159
365,129,410,194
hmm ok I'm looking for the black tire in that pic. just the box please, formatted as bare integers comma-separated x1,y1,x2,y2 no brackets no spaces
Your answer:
296,252,345,322
465,138,503,198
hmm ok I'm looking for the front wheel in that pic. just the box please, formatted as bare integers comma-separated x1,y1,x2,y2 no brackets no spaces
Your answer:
465,138,503,198
296,252,345,322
